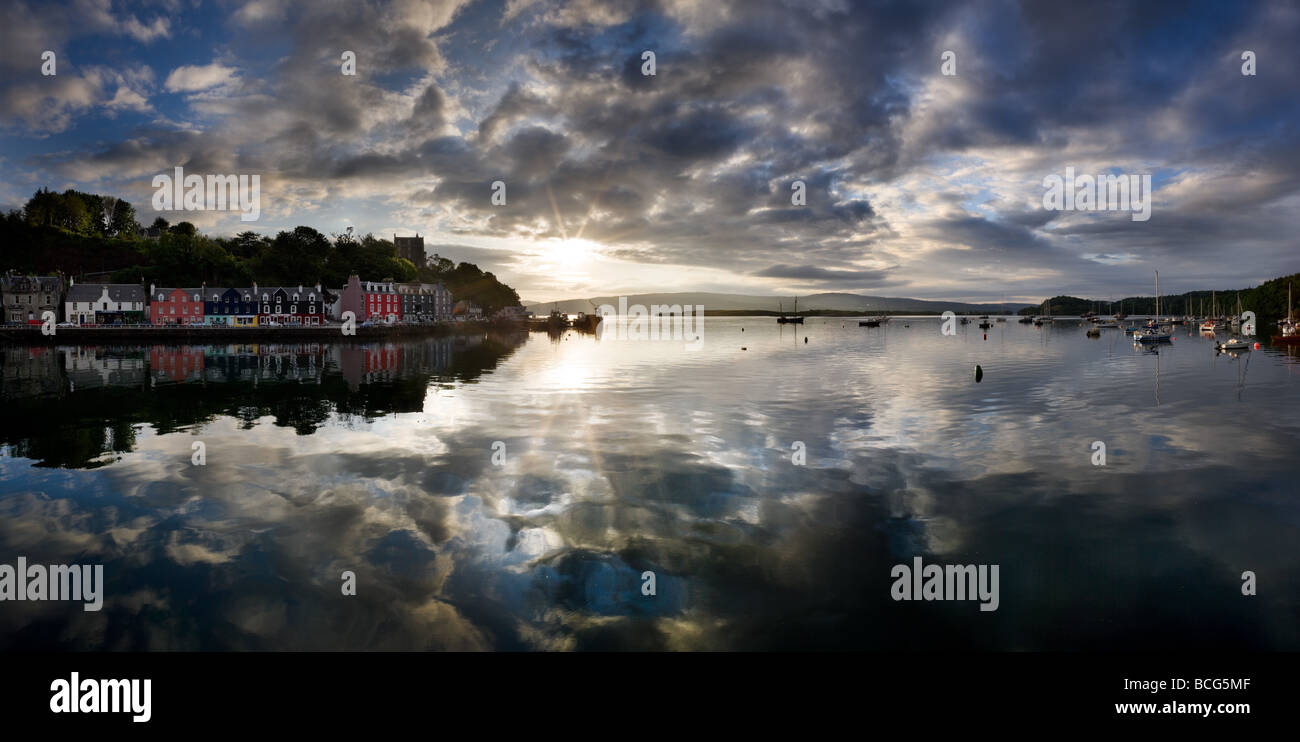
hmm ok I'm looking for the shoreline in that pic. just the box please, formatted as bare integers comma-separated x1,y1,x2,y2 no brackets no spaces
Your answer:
0,320,523,344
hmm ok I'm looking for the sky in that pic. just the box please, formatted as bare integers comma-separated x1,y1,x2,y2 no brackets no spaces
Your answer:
1,0,1297,304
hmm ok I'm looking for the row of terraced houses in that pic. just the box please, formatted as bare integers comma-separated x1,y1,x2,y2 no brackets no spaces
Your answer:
2,273,472,326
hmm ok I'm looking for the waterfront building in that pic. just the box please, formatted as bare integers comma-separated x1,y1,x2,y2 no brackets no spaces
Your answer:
492,305,528,322
149,285,206,325
338,275,401,323
1,274,64,324
251,284,326,325
204,287,256,326
452,300,483,321
395,281,452,321
64,281,146,325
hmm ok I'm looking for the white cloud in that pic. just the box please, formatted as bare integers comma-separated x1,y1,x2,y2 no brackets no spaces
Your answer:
73,0,171,42
165,63,239,93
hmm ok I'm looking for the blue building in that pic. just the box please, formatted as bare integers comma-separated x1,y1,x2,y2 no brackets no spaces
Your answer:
204,287,259,326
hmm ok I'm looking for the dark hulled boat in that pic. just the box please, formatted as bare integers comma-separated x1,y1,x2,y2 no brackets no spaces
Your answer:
777,297,804,324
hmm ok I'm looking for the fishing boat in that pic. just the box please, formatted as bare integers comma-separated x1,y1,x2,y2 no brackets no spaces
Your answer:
776,297,804,324
978,320,993,329
859,317,883,327
1136,271,1172,344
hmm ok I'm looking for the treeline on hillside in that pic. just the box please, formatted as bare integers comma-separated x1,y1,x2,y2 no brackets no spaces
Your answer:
1022,274,1300,322
1,189,521,313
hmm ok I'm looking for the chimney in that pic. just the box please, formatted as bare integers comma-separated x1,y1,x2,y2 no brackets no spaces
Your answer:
150,283,155,296
299,285,303,295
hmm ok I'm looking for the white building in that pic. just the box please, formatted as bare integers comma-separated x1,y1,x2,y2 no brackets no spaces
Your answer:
64,280,146,325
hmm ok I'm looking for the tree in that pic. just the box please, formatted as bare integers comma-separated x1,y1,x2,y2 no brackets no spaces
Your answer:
150,216,170,233
110,199,138,237
258,226,331,284
171,221,197,237
60,191,91,234
227,231,268,260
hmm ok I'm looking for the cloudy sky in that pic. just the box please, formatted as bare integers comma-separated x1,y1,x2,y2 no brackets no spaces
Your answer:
1,0,1297,303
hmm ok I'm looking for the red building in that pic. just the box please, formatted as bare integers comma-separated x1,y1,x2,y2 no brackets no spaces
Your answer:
150,286,205,325
338,275,401,323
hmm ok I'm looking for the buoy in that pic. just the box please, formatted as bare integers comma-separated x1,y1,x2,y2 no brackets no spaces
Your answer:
741,328,744,332
1254,342,1260,349
974,364,983,382
982,333,987,340
804,337,808,343
741,347,747,350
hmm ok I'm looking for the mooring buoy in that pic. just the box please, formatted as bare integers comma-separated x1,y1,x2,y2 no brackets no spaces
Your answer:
974,364,983,382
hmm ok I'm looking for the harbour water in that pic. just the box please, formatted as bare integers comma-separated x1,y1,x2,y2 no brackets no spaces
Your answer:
1,318,1297,650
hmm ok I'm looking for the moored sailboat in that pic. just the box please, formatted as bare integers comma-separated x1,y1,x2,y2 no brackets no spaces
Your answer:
1136,271,1172,344
777,297,804,324
1271,283,1298,344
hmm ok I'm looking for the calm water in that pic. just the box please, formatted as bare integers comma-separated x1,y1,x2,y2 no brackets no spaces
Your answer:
1,318,1298,650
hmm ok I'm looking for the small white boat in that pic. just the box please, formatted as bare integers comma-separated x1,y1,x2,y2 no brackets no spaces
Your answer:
1216,338,1250,351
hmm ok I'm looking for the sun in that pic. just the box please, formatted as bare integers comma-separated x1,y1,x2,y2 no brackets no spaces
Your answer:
548,237,600,270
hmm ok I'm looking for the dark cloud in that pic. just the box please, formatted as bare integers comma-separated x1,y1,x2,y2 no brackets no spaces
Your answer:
3,0,1299,299
752,264,894,286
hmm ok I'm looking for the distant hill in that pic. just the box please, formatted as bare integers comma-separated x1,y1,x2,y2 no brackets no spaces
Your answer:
1024,273,1300,320
523,292,1034,315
